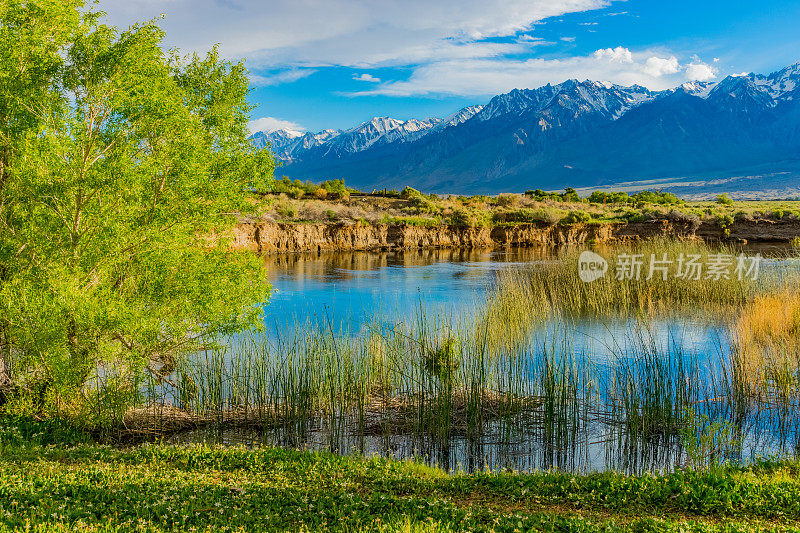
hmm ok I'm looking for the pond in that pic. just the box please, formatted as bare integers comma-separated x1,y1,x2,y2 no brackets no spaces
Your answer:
164,244,800,474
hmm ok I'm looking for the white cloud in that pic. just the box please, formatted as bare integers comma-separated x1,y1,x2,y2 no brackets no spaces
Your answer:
685,61,718,81
518,35,546,42
96,0,614,67
593,46,633,63
249,69,316,87
354,48,719,96
642,56,680,77
353,73,382,82
561,36,576,42
247,117,305,135
94,1,720,101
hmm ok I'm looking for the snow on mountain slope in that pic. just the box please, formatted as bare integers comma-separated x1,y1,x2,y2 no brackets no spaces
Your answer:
751,61,800,100
318,117,442,158
438,105,484,129
249,61,800,193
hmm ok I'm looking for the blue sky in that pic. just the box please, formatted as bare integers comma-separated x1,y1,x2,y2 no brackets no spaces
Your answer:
100,0,800,134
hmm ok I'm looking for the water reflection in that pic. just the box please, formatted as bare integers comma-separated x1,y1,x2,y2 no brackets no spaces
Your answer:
166,245,800,474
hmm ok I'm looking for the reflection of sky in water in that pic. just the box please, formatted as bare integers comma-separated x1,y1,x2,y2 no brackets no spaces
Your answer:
261,247,797,353
533,318,729,365
263,249,548,334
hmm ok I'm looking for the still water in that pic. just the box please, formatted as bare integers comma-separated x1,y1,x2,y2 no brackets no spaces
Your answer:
262,248,549,334
260,246,782,361
170,245,800,473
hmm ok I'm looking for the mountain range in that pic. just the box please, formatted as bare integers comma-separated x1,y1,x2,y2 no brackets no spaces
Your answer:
251,62,800,198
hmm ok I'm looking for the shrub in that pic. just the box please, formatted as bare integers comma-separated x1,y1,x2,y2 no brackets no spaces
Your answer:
620,209,648,223
276,200,298,219
716,194,734,206
321,179,349,200
492,208,559,225
383,215,442,226
524,189,563,202
632,190,683,206
287,186,305,199
449,208,490,227
715,213,734,226
449,208,473,227
560,210,593,225
495,193,519,207
313,187,328,199
562,187,581,203
588,191,631,205
401,186,422,199
666,209,701,227
405,192,440,214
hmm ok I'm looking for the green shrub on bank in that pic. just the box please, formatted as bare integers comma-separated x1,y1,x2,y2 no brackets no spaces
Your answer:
271,177,352,200
524,187,582,202
381,215,443,226
402,187,441,215
588,190,684,207
717,194,735,206
559,209,593,225
492,208,562,225
448,208,491,227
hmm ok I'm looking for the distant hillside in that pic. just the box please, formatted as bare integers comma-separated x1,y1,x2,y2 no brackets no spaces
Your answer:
252,62,800,197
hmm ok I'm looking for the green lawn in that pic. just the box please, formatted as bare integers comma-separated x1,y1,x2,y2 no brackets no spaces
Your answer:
2,432,800,532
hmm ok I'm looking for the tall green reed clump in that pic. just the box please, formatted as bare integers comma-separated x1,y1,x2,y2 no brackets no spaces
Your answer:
492,239,778,318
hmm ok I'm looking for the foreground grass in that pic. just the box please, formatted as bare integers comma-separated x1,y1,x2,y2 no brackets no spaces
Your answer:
3,432,800,532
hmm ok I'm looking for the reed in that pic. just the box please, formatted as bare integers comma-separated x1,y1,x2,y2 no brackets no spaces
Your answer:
490,239,783,319
733,290,800,389
76,240,800,473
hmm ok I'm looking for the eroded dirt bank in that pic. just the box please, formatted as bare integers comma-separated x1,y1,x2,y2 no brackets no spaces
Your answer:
232,219,800,253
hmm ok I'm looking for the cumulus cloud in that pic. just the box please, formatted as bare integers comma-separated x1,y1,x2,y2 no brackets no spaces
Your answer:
642,56,680,77
353,73,381,82
354,48,719,96
593,46,633,63
685,61,718,81
247,117,305,135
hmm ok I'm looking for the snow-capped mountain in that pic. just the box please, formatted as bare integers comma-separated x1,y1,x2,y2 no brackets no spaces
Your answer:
439,105,484,128
252,129,342,163
250,129,301,151
251,61,800,196
322,117,442,157
751,62,799,100
253,116,451,164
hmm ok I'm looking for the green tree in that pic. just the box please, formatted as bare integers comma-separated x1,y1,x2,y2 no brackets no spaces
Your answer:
0,2,274,414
